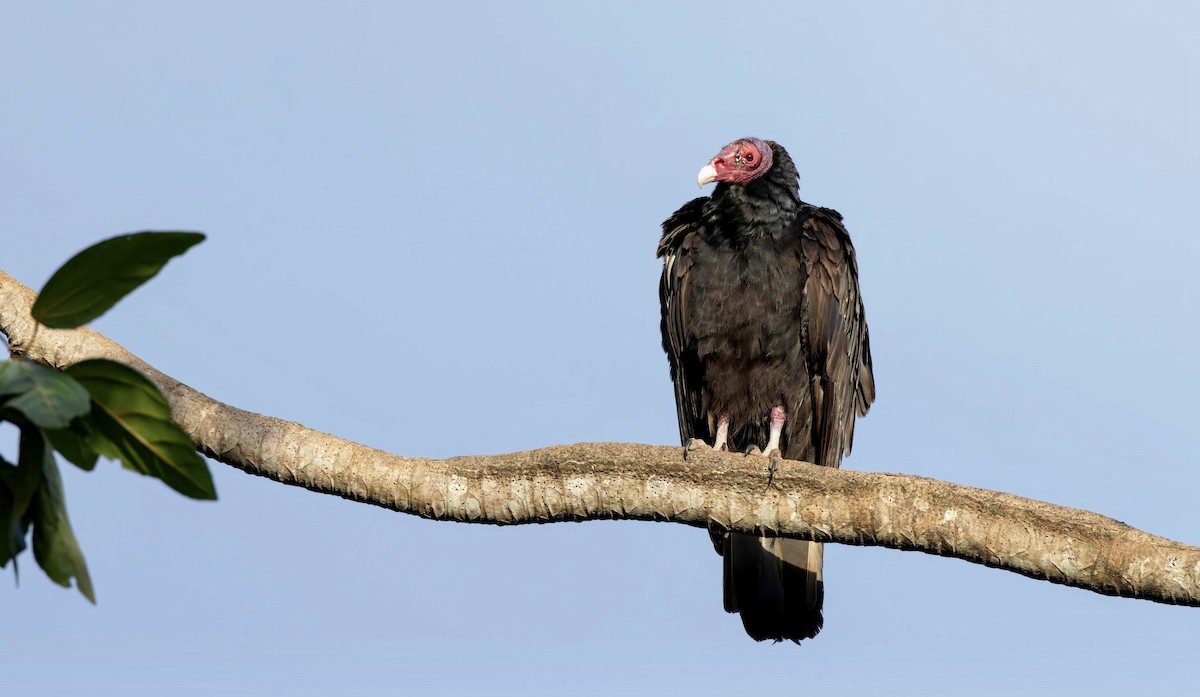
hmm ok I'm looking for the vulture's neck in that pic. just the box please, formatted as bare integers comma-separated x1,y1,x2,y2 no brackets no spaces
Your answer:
706,166,801,245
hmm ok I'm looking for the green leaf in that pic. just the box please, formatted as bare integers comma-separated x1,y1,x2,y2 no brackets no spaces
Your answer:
31,231,205,329
46,411,122,472
30,446,94,602
11,425,49,533
45,422,101,471
2,428,57,580
66,359,216,500
0,454,33,570
0,360,91,429
0,479,23,569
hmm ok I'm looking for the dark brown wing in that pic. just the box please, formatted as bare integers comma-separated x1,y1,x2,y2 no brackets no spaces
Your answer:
658,197,710,446
791,206,874,468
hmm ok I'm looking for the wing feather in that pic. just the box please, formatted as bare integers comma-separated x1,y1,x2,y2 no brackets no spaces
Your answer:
658,197,709,445
798,207,875,468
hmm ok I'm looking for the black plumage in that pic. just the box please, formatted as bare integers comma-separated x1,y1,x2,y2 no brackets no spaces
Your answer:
657,138,874,642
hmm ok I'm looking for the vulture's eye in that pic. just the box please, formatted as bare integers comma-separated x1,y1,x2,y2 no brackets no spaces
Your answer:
744,152,754,163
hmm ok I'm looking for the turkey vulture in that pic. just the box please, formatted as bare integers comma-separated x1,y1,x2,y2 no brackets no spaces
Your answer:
657,138,875,642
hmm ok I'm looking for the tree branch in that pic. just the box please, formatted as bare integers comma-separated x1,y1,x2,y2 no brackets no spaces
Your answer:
3,268,1198,607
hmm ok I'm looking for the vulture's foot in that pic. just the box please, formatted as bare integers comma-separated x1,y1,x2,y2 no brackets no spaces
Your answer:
766,453,783,488
683,438,719,459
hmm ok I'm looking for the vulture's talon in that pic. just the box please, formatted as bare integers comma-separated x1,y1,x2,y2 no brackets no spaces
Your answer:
683,438,711,460
767,454,782,488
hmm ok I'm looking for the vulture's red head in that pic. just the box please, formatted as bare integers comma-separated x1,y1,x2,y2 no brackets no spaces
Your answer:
697,137,774,187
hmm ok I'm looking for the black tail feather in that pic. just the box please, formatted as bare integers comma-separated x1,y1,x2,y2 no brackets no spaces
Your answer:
722,533,824,642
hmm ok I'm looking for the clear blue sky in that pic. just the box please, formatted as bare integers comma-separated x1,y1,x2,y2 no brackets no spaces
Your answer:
4,2,1199,695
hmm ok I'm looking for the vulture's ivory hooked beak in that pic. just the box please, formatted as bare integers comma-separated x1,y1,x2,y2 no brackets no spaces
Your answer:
697,164,717,187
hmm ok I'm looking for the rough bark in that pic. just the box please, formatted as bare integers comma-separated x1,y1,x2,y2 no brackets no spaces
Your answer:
3,268,1198,607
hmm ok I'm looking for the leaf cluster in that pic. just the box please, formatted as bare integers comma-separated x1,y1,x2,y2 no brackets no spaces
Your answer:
0,232,212,602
